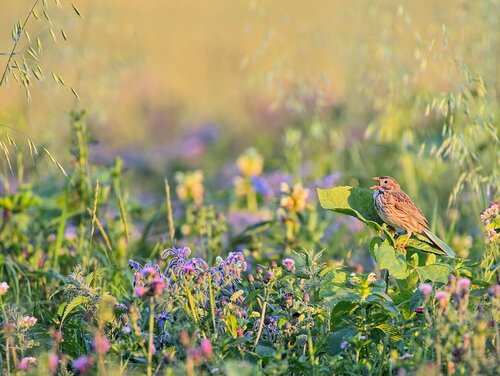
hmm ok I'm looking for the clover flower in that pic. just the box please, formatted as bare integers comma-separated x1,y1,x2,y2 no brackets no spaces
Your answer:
0,281,9,295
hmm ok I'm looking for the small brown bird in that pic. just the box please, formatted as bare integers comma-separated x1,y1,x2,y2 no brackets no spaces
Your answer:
370,176,455,257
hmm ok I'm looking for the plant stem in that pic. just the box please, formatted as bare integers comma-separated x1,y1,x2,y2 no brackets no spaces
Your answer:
253,288,268,349
0,0,40,87
208,277,217,338
147,298,155,376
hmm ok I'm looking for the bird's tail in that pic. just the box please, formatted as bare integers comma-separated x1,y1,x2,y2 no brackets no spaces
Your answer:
422,228,456,258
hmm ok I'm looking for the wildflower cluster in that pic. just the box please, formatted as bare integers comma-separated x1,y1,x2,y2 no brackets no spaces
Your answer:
480,201,499,242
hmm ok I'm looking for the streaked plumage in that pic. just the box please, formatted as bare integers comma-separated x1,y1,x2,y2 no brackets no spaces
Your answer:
371,176,455,257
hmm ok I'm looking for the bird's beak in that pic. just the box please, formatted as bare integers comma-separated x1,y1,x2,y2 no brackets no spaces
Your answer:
370,177,379,190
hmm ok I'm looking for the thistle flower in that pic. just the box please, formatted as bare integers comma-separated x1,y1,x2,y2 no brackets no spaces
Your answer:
18,357,37,370
93,333,110,354
435,291,449,308
282,258,296,272
200,339,213,358
488,284,500,299
48,353,59,373
72,356,94,374
458,278,471,291
418,283,432,296
0,281,9,295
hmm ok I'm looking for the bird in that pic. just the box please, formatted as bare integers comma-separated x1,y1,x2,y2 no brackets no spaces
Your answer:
370,176,455,257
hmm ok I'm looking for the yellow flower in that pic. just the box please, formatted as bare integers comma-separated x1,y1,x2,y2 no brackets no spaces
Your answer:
280,183,310,213
233,176,253,197
175,170,204,206
236,148,263,177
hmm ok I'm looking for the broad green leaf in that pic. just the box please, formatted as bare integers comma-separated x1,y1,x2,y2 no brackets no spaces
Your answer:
317,186,383,232
416,263,453,283
330,301,358,330
372,243,408,280
327,327,357,356
255,345,276,359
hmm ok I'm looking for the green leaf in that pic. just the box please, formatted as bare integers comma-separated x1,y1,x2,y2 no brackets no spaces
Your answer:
317,186,384,232
61,295,90,324
416,263,453,283
255,345,276,359
327,328,357,356
225,313,238,338
330,301,358,330
372,243,408,280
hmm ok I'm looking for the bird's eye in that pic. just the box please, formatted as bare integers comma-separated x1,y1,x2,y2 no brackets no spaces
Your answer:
384,180,388,184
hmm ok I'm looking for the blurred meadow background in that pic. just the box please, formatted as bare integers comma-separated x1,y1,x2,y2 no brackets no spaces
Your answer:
0,1,499,375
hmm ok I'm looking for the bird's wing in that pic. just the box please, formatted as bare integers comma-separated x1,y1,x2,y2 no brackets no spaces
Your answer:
392,190,430,228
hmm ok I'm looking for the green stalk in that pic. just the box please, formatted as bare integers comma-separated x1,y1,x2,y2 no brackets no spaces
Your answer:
147,298,155,376
208,277,217,338
253,288,268,349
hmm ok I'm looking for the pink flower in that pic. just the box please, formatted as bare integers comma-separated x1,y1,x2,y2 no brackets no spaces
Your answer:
19,316,37,329
142,266,158,278
200,339,213,358
0,282,9,295
488,284,500,299
18,357,36,370
72,356,94,374
149,278,166,296
418,283,432,296
135,285,146,298
458,278,471,290
48,353,59,373
282,258,296,272
435,291,449,301
93,333,110,354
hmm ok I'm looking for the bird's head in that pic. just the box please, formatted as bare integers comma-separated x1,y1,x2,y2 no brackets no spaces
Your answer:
370,176,400,192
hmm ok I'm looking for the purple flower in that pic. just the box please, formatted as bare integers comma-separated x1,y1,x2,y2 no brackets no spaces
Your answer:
458,278,471,290
251,176,273,198
161,246,191,260
340,341,349,350
282,258,295,272
157,311,171,327
418,283,432,296
72,356,94,374
128,260,142,272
